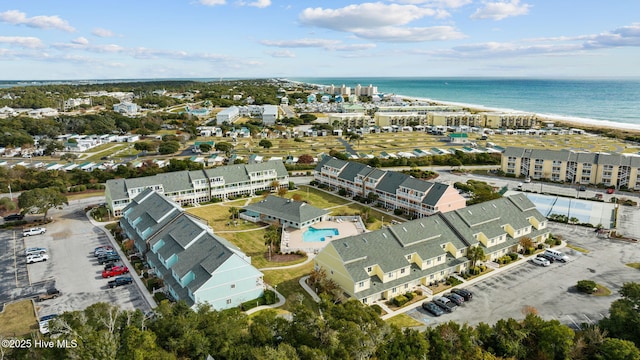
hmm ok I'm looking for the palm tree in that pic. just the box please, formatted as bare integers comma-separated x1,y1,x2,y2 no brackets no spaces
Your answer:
467,246,485,269
228,207,239,222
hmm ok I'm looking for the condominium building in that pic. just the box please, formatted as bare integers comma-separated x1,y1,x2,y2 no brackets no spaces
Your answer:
262,105,279,125
429,111,483,127
314,194,550,304
120,189,264,310
216,106,240,124
105,161,289,216
483,112,538,129
328,113,375,128
375,105,463,115
501,147,640,189
113,102,138,115
374,112,430,127
314,157,466,218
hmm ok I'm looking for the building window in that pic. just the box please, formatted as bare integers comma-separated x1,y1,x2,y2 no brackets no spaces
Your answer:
400,268,406,274
367,266,372,272
359,281,364,288
230,284,236,289
226,299,232,305
437,256,442,262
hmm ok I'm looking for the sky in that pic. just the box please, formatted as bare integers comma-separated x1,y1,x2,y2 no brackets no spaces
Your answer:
1,0,640,80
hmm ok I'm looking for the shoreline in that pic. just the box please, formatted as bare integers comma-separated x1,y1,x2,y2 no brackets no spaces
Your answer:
398,94,640,132
286,78,640,134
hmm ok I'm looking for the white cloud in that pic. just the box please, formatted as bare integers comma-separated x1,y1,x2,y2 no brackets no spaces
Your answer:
583,23,640,49
392,0,472,8
0,36,44,48
199,0,226,5
92,28,115,38
352,25,465,42
0,10,75,32
471,0,531,21
237,0,271,8
71,37,89,45
299,3,447,32
260,38,342,48
260,38,376,51
266,50,296,58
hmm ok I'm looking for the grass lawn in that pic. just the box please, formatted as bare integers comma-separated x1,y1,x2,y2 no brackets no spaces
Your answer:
85,144,129,162
566,243,590,254
0,300,37,337
186,199,259,232
66,190,105,201
626,263,640,269
386,313,424,328
263,262,319,312
593,284,612,296
285,186,350,209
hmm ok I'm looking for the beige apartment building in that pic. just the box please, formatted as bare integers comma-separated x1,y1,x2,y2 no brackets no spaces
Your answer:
328,113,374,128
429,111,484,127
483,112,538,129
501,147,640,190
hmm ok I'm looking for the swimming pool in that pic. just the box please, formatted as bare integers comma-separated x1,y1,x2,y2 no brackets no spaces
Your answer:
303,227,339,242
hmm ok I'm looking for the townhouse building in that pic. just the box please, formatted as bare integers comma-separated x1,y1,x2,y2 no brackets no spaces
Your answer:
429,111,484,128
314,157,466,218
314,194,550,304
120,189,264,310
501,147,640,189
106,161,289,216
482,112,538,129
328,113,375,128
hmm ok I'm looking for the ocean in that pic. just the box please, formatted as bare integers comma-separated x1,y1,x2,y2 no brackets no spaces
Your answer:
290,77,640,128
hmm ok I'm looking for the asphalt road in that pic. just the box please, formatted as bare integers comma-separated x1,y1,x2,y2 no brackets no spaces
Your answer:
406,222,640,329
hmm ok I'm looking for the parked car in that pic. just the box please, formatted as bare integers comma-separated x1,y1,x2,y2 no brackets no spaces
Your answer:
531,256,551,267
524,177,531,183
3,213,24,221
579,185,587,191
422,301,445,316
23,227,46,237
444,292,465,306
25,247,47,256
451,288,473,301
104,262,124,271
433,296,457,312
108,276,133,288
537,253,555,263
606,188,615,194
36,288,61,302
97,254,120,265
544,248,570,263
26,253,49,264
95,247,115,257
102,266,129,278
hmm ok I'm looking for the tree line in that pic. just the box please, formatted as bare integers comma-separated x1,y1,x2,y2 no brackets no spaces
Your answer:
7,282,640,360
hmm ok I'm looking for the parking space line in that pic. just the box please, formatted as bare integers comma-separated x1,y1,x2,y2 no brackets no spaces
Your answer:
566,315,579,328
583,314,594,324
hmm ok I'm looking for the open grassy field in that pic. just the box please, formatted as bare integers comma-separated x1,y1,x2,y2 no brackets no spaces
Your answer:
262,262,318,312
385,313,424,328
186,199,258,232
84,144,129,162
285,185,351,209
201,131,635,160
0,300,37,337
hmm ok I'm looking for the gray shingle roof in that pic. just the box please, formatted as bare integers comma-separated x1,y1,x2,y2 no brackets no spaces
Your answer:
243,195,330,225
323,194,547,286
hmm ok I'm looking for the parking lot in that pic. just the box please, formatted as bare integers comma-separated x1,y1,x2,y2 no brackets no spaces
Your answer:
406,222,640,329
0,197,151,319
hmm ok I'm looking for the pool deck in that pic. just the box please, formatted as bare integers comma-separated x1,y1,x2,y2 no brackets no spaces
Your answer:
281,216,365,254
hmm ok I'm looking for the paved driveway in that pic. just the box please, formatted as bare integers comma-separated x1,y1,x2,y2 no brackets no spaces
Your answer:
408,223,640,329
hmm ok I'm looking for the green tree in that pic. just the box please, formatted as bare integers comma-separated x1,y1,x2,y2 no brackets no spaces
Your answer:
215,141,233,155
466,245,485,269
158,140,180,155
596,338,640,360
228,206,239,221
601,282,640,347
198,143,212,153
259,139,273,149
18,187,68,220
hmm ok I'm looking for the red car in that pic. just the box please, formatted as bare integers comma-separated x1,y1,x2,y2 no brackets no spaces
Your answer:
102,266,129,278
606,188,615,194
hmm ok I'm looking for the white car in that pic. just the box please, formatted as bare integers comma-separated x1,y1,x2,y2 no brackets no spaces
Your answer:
25,247,47,256
26,253,49,264
23,227,46,237
531,256,550,267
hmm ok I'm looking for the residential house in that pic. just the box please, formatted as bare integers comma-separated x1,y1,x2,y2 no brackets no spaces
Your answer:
120,189,263,310
240,195,330,229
